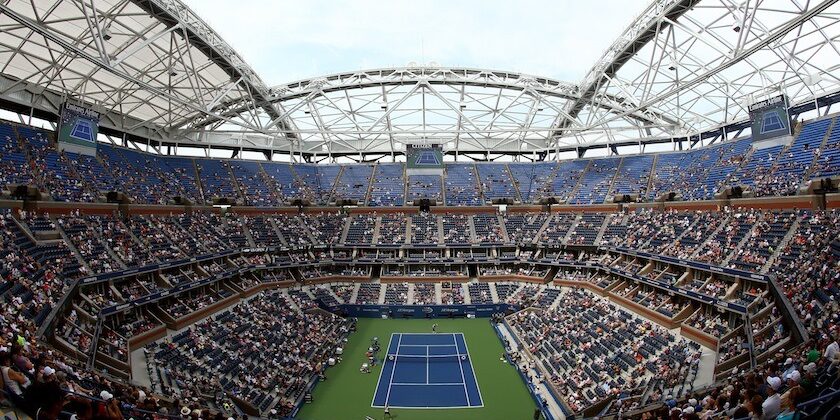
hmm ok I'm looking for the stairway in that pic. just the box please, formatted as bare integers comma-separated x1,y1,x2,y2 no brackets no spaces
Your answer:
467,215,478,244
406,283,416,305
267,217,290,247
496,213,510,243
689,214,731,260
55,221,95,272
604,157,626,199
371,216,382,244
377,283,387,304
488,282,500,303
364,164,377,205
761,214,801,273
339,215,352,244
594,213,614,245
505,163,524,203
532,213,554,245
658,214,705,255
562,213,583,244
565,160,593,202
721,217,763,266
349,283,361,304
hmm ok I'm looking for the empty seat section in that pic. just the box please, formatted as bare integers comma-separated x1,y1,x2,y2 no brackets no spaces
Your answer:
570,157,620,204
811,117,840,178
368,164,404,206
195,159,239,202
159,157,203,203
701,138,752,199
611,155,654,197
407,174,442,203
445,163,482,205
228,161,276,206
727,144,785,194
772,118,832,194
551,160,589,202
332,164,373,203
0,122,31,188
476,163,518,201
508,162,557,203
262,162,312,202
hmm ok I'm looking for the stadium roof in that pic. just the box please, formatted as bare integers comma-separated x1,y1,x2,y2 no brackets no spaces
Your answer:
0,0,839,156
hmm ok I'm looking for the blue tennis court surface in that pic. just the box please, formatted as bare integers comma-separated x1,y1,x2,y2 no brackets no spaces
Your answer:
414,150,441,166
70,119,94,142
372,333,483,409
761,111,785,133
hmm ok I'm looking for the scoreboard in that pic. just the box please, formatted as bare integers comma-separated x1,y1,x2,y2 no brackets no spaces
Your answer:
748,95,792,141
58,103,100,156
406,143,443,169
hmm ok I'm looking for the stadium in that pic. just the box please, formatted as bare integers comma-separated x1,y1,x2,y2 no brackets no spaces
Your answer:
0,0,840,419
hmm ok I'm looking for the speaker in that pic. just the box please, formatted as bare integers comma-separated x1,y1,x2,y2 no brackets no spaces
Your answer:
106,191,131,204
335,198,358,206
12,185,39,200
290,198,311,207
173,196,192,205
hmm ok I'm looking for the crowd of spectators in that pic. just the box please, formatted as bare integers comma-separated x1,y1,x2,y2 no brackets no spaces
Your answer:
412,282,436,305
441,282,465,305
508,288,702,413
147,291,350,417
377,213,406,245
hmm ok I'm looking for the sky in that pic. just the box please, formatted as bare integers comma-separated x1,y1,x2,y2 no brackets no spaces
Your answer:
182,0,645,86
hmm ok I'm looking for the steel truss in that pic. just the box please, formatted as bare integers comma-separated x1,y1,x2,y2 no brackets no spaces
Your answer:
1,0,839,157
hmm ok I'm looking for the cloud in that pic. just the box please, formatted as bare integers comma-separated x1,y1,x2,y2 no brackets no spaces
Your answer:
183,0,644,85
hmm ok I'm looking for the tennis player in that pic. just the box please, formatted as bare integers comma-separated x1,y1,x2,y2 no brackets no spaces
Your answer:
432,323,438,333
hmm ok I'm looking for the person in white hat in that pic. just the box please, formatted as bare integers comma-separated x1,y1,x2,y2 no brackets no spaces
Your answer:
763,376,782,420
40,365,57,383
782,357,796,378
780,370,802,412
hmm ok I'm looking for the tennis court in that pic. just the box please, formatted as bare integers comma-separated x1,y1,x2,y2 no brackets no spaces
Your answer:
414,150,441,166
70,119,95,142
372,333,483,409
761,111,785,133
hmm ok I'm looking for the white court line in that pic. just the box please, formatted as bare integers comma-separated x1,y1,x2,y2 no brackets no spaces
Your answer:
390,382,468,386
390,332,457,340
384,333,402,407
426,345,429,384
370,333,399,408
399,344,456,347
459,333,484,407
453,333,471,407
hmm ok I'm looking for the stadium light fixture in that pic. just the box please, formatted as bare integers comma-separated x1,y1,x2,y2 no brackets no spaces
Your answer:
803,73,823,86
731,14,745,33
